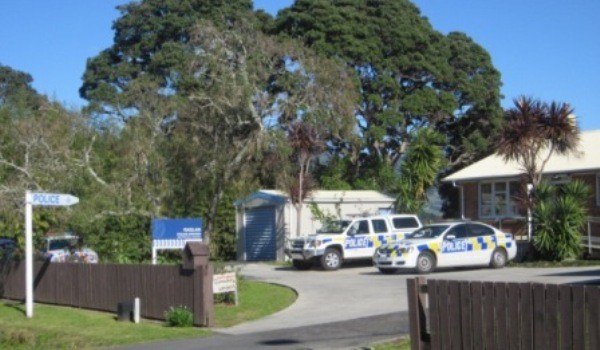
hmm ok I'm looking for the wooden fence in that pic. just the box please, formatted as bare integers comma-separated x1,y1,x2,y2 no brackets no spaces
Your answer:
407,277,600,350
0,259,213,326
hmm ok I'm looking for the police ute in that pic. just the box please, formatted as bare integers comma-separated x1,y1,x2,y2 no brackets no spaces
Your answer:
373,221,517,274
285,214,422,271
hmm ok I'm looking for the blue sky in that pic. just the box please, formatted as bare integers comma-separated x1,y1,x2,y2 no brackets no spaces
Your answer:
0,1,598,130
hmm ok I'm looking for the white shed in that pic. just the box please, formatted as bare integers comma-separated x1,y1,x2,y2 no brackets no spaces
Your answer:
234,190,396,261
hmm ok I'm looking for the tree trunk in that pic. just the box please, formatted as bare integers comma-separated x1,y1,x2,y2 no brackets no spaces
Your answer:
205,175,225,246
296,162,304,236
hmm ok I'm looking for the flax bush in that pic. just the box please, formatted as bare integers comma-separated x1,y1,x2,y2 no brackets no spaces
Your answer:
533,181,589,261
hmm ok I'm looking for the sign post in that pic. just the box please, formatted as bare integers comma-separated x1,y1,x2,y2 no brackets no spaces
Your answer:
24,191,79,318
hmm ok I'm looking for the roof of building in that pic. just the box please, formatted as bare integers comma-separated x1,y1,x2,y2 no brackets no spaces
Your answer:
443,129,600,183
235,189,395,206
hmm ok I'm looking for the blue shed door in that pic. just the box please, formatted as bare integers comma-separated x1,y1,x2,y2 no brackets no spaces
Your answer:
244,206,276,261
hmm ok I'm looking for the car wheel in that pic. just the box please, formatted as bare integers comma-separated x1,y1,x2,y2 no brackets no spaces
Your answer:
416,252,436,274
378,268,399,275
292,259,313,270
490,249,507,269
321,248,342,271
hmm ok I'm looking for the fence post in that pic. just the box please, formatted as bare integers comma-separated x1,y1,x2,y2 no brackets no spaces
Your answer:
183,243,214,327
407,277,429,350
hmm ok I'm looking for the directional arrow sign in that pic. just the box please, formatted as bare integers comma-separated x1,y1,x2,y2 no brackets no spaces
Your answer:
28,192,79,207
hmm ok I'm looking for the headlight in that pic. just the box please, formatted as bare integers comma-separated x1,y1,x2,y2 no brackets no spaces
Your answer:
308,240,322,248
399,246,414,254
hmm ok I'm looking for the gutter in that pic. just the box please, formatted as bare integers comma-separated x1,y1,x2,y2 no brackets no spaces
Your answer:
452,181,465,220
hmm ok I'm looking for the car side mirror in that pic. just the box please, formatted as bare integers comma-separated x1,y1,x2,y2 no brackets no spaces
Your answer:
445,234,456,241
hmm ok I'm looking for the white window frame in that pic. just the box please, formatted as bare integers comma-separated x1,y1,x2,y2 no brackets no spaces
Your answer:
479,180,520,219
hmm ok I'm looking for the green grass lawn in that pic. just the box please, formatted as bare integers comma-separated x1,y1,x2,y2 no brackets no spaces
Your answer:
372,337,411,350
214,279,297,328
0,280,296,349
509,259,600,268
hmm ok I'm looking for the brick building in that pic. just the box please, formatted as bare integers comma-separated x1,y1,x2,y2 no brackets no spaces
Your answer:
443,130,600,251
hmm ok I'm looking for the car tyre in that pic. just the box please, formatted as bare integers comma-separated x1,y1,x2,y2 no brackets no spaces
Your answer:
378,268,399,275
321,248,342,271
292,259,313,270
490,248,507,269
416,252,436,274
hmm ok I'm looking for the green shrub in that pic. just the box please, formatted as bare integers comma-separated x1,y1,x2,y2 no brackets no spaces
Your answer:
533,181,588,261
164,306,194,327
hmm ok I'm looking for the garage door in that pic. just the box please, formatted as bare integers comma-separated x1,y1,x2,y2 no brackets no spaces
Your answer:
244,206,276,261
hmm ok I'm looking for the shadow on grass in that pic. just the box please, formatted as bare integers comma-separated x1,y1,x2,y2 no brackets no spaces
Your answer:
3,301,26,316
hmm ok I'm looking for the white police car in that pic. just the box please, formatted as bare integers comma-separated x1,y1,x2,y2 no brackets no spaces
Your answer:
42,234,99,263
373,221,517,274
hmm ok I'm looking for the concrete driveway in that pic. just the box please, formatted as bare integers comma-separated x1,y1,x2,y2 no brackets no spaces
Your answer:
120,263,600,350
219,263,600,335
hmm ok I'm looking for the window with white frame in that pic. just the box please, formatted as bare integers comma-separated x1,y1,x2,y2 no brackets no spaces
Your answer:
479,181,521,218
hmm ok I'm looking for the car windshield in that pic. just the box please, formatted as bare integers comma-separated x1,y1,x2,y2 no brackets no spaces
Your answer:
47,238,78,251
407,225,449,239
317,220,351,234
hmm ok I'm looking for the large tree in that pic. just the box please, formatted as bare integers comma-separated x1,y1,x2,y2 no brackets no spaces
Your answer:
80,1,358,247
0,65,92,246
273,0,503,200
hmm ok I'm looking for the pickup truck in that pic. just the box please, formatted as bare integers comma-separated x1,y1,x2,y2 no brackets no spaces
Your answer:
285,214,422,270
41,234,99,263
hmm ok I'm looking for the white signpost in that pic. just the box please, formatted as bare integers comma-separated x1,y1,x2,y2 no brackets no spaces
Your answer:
24,191,79,318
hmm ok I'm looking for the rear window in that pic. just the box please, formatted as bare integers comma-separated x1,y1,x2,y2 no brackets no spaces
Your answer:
392,217,420,229
468,223,494,237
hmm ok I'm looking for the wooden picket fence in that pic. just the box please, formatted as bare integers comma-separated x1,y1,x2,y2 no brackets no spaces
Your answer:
0,258,213,326
407,277,600,350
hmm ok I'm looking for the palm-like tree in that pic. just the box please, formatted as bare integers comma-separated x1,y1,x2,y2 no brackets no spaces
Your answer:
496,96,580,239
395,128,446,213
287,121,325,236
497,96,579,187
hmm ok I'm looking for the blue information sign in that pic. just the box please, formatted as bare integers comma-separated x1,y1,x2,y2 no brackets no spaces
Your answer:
152,218,203,241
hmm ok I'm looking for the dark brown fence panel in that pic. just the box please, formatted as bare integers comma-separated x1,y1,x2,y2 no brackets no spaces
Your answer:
532,283,547,350
494,282,508,349
428,279,441,350
558,285,573,350
482,282,495,350
519,282,533,350
448,282,461,350
587,286,600,350
0,260,213,326
407,277,429,350
507,283,520,350
407,278,600,350
437,280,451,349
470,282,484,350
572,285,585,350
459,282,473,350
546,285,560,350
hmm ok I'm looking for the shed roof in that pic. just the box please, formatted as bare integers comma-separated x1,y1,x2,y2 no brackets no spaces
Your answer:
235,189,395,206
443,129,600,183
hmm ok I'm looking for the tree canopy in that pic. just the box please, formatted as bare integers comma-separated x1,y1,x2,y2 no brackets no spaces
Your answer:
0,0,507,262
273,0,503,195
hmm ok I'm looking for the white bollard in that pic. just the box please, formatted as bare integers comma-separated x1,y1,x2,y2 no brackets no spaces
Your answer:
133,298,140,324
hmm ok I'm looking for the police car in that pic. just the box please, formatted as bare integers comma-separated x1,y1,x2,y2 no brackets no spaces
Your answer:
285,214,422,271
42,234,99,263
373,221,517,274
